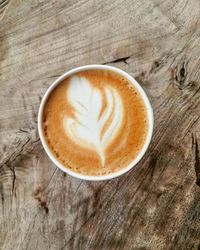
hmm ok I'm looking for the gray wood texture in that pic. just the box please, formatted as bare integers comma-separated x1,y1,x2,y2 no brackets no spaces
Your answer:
1,0,200,249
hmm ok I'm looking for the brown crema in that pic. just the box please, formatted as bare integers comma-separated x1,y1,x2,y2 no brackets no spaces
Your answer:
42,69,148,176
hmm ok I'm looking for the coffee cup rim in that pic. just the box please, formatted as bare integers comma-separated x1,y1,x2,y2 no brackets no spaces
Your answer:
38,65,154,181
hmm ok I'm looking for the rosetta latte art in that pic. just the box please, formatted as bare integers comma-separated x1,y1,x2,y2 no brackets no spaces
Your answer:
63,76,124,166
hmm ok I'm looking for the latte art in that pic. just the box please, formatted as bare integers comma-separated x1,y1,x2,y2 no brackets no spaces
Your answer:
63,76,123,166
42,69,148,176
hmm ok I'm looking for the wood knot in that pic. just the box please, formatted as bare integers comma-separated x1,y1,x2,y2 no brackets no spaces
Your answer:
174,61,188,89
103,56,130,65
150,60,160,74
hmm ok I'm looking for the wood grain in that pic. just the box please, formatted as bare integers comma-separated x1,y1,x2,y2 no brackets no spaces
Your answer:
0,0,200,249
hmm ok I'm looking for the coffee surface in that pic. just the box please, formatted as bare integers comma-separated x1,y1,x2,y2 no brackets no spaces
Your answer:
42,69,148,175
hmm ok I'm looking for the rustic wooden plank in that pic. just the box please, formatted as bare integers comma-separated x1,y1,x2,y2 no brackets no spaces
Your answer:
0,0,200,249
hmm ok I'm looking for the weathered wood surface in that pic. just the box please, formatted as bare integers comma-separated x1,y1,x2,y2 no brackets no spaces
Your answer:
0,0,200,249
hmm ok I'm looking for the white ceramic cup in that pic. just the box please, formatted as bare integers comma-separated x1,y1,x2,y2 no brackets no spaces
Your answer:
38,65,154,181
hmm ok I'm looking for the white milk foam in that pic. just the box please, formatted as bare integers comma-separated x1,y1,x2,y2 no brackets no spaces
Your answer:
63,76,124,166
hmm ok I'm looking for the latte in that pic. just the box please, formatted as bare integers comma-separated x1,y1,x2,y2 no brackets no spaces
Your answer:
42,69,149,176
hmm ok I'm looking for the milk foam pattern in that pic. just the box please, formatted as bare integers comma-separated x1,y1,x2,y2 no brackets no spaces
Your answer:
63,76,124,166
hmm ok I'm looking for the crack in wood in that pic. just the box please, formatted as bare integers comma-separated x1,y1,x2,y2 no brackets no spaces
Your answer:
0,183,4,215
0,136,39,169
11,166,16,197
5,163,16,197
103,56,130,65
193,134,200,187
19,128,30,133
6,137,31,164
32,138,40,144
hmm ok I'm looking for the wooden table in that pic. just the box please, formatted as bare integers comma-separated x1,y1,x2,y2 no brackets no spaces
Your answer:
1,0,200,249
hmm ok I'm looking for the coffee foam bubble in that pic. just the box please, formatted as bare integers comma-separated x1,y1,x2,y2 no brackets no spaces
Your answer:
63,76,123,166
